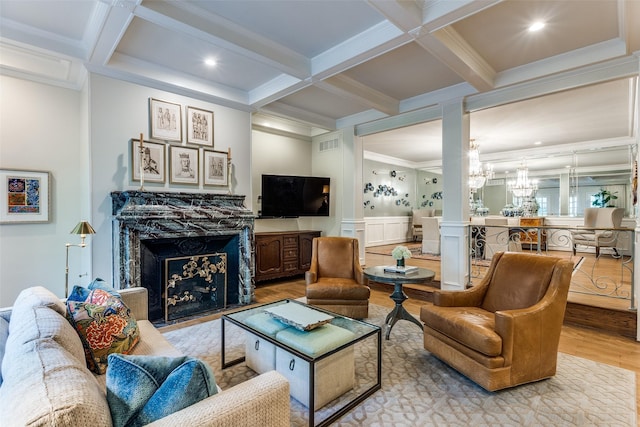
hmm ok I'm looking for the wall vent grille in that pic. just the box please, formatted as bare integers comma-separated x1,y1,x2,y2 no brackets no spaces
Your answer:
319,138,340,152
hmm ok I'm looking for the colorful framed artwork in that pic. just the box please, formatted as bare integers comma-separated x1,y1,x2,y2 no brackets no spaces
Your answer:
170,145,199,185
0,169,50,223
203,149,228,186
131,139,166,183
149,98,182,142
186,106,214,146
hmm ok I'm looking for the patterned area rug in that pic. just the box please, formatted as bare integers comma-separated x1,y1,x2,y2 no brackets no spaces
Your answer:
162,304,637,426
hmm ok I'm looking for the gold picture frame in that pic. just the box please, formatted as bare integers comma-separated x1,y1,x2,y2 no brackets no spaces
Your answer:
149,98,182,142
170,145,199,185
187,106,214,146
131,139,166,183
203,149,229,186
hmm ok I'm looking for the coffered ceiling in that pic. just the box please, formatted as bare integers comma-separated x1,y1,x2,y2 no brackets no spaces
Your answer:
1,0,639,172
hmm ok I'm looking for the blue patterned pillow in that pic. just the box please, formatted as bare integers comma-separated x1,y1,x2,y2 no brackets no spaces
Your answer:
67,278,120,302
106,354,218,427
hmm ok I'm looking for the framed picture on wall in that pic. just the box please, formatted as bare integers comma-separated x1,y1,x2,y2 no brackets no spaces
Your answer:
0,169,50,223
203,149,228,186
149,98,182,142
186,106,214,146
131,139,166,183
170,145,199,185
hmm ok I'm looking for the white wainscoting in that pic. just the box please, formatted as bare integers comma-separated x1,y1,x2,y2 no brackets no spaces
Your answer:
364,216,411,247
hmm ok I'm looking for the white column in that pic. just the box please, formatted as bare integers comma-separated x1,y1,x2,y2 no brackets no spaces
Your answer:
440,100,470,290
340,128,367,264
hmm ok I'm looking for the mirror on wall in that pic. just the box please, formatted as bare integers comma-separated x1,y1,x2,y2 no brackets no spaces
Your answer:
362,77,636,219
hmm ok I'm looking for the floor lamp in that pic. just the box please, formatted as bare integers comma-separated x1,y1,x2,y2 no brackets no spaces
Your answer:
65,221,96,298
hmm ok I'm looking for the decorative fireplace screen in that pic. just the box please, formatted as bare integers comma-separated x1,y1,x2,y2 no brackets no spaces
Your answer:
164,253,227,322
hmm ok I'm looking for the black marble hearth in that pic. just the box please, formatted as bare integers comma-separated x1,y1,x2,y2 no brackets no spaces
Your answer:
111,191,255,322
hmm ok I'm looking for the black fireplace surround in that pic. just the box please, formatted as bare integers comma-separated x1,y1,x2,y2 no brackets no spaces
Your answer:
111,191,255,322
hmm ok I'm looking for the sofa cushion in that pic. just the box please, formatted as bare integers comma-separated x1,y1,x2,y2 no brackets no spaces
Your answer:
66,289,140,374
6,303,86,364
11,285,66,317
106,354,217,427
275,323,355,357
0,338,112,426
421,305,502,357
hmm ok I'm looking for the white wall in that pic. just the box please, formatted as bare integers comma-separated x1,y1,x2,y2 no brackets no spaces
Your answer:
0,76,86,305
251,128,346,237
252,129,315,233
89,74,252,282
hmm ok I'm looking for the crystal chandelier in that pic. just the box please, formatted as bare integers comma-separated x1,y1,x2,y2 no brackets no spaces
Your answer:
509,162,538,198
468,139,494,192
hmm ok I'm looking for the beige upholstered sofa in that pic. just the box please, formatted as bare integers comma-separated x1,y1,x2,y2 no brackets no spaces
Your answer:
0,286,290,427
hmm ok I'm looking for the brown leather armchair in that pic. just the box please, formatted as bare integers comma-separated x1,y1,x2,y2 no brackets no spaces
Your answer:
305,237,371,319
420,251,573,391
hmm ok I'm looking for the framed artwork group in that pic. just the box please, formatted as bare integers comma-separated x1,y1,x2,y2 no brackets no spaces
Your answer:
131,98,229,187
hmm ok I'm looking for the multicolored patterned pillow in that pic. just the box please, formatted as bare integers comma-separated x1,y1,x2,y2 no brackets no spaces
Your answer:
66,289,140,374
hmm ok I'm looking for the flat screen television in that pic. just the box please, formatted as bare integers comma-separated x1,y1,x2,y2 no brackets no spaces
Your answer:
261,174,330,218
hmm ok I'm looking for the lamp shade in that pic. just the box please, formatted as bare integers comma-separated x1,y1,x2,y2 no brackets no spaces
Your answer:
70,221,96,235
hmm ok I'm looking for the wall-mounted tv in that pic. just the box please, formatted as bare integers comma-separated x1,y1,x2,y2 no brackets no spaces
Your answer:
261,174,330,218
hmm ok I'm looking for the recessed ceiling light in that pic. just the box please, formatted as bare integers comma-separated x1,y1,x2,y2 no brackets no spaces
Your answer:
529,21,546,32
204,58,217,67
534,141,542,145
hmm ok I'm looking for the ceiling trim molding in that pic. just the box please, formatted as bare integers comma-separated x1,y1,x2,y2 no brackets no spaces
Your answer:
252,124,312,142
105,52,249,103
363,150,421,169
466,55,640,113
496,39,628,89
400,82,477,113
85,63,254,113
337,109,388,129
356,104,442,136
260,101,337,131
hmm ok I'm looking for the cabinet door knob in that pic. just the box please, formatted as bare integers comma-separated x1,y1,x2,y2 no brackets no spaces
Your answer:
289,359,295,370
255,340,260,350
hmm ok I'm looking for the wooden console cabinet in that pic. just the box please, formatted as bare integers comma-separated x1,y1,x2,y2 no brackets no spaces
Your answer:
518,217,546,250
254,231,321,283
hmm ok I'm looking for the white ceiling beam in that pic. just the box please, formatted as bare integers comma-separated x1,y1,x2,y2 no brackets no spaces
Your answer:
260,102,337,131
0,17,89,59
496,39,627,88
90,51,251,107
420,0,502,32
365,0,423,32
356,104,442,136
315,75,399,116
311,20,411,80
90,0,140,66
145,1,309,80
249,75,310,108
416,27,495,92
467,55,640,113
400,82,477,113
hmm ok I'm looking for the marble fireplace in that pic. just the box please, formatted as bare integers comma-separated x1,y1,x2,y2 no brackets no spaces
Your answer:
111,191,255,322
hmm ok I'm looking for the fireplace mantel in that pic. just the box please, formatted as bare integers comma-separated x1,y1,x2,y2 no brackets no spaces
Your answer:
111,191,255,306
